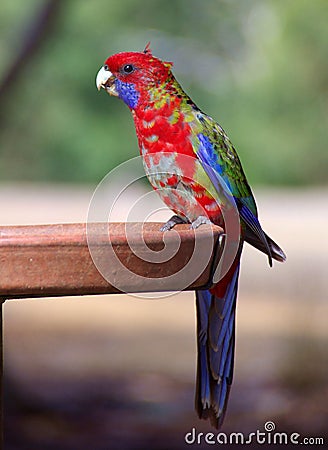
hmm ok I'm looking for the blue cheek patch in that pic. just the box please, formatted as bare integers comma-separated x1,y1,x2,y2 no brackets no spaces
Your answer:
115,79,140,109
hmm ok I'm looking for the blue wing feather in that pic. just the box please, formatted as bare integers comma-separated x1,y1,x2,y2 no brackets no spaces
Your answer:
195,130,273,264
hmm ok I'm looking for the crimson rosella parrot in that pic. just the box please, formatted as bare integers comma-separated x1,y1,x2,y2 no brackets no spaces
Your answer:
96,45,286,428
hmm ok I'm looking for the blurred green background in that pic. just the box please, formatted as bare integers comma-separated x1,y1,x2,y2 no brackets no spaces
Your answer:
1,1,328,449
1,0,327,185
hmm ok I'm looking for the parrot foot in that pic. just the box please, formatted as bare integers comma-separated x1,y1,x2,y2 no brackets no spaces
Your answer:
190,215,212,229
160,215,187,232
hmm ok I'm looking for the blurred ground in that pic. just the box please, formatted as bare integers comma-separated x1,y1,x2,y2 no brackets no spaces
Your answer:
1,184,328,449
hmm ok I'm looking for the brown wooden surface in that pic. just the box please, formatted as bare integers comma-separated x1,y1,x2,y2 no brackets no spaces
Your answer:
0,222,223,299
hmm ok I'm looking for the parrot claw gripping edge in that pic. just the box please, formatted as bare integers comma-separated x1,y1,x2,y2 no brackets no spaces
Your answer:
96,45,286,429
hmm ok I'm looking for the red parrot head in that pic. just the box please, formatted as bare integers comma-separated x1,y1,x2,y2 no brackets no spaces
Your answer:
96,45,173,109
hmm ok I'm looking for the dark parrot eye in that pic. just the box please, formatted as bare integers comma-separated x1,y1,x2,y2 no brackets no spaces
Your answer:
122,64,135,74
104,64,109,71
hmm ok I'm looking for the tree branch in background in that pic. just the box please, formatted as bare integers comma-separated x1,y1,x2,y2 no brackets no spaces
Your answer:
0,0,62,101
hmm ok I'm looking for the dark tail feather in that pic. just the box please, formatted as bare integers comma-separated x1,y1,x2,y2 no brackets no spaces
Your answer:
195,260,240,429
245,228,286,263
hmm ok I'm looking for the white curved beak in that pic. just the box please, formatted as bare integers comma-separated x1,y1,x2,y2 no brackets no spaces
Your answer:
96,66,117,95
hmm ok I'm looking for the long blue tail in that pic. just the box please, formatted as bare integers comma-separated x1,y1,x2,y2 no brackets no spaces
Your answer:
195,260,240,429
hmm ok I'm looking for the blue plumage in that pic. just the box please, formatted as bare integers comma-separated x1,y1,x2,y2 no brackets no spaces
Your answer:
115,79,140,109
196,132,233,196
195,262,240,428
